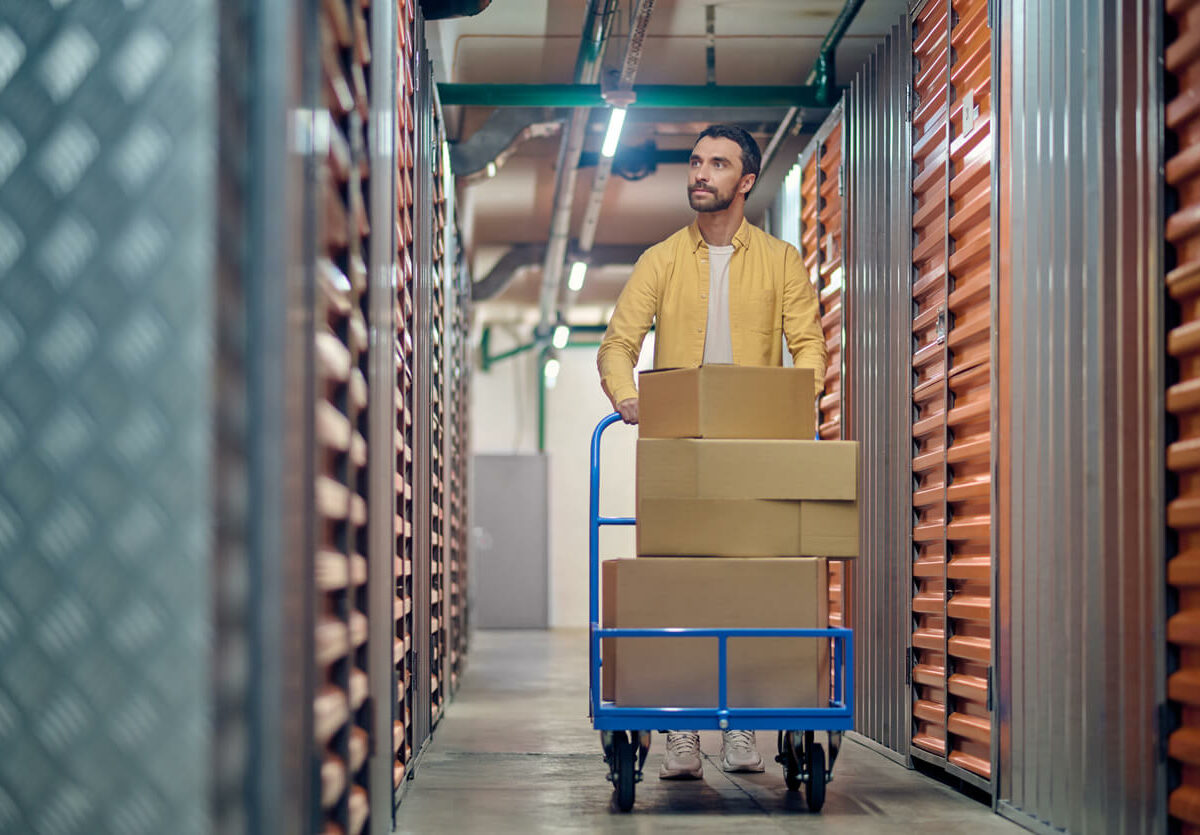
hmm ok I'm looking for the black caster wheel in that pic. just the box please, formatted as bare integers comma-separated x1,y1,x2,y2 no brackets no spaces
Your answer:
613,731,636,812
805,741,827,813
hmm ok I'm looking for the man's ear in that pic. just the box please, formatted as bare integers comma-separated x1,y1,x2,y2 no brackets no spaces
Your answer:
739,173,756,194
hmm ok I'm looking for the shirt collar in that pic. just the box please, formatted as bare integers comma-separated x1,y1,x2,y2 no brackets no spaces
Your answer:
687,217,752,252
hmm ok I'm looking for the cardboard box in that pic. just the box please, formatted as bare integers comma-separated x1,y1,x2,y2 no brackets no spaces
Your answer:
637,438,858,501
601,558,830,708
636,497,858,557
637,366,816,440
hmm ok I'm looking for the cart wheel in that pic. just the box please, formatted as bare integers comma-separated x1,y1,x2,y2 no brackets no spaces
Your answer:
805,743,827,813
779,731,802,792
613,731,636,812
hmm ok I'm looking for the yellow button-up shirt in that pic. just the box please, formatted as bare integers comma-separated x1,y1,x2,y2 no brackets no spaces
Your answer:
597,218,828,405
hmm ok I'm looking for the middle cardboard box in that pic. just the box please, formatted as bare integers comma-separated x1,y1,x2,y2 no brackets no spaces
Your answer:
636,438,860,558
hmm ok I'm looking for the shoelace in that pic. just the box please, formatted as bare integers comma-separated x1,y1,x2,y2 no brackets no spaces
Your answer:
724,730,755,752
667,733,700,757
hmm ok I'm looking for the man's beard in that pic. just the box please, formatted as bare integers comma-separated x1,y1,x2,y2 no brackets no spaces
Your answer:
688,186,734,212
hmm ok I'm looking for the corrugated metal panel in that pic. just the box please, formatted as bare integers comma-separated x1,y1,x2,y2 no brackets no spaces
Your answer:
943,0,994,783
412,10,439,752
1167,0,1200,830
395,0,418,792
997,0,1165,831
843,14,914,759
429,101,449,726
366,0,399,825
909,0,951,762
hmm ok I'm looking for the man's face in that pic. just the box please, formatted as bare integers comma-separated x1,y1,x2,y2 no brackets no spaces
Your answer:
688,136,755,213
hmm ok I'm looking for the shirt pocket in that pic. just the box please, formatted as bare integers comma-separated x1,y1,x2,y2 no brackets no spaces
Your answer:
742,289,780,335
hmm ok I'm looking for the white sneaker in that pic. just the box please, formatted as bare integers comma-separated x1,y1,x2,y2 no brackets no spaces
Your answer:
659,731,703,779
719,730,765,772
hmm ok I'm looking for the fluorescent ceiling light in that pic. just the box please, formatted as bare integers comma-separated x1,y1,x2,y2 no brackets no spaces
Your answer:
568,261,588,292
553,325,570,350
485,161,497,178
601,107,626,158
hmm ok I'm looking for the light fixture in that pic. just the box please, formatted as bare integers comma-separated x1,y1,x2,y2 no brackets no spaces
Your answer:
544,357,561,388
601,107,626,158
485,160,497,178
568,260,588,292
553,324,570,350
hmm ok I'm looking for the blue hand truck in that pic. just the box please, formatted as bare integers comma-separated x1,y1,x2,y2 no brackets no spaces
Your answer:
588,412,855,812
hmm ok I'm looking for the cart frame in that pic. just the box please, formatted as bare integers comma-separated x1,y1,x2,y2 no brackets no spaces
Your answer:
587,412,855,810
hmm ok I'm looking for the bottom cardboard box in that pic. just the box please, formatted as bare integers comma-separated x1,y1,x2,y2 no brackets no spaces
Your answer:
601,557,830,708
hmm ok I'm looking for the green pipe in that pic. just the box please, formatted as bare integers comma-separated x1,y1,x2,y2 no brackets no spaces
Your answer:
537,347,549,452
479,326,538,372
438,83,841,109
806,0,865,105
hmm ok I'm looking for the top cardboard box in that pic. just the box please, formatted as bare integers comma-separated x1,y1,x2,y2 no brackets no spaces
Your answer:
637,366,816,440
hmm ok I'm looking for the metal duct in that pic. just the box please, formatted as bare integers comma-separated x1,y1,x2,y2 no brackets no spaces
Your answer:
535,0,619,330
557,0,656,320
448,107,560,177
473,242,646,302
420,0,492,20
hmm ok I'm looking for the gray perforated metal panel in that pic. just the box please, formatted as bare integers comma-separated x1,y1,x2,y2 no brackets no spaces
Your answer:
0,1,214,832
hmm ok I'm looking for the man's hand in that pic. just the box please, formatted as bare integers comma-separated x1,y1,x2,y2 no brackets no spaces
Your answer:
616,398,639,425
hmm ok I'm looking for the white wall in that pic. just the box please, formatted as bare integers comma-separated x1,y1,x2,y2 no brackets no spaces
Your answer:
472,320,653,627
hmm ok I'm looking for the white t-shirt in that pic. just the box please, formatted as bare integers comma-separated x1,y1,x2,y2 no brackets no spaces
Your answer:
702,244,735,364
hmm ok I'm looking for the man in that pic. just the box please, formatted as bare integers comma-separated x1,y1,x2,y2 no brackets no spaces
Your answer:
596,125,827,780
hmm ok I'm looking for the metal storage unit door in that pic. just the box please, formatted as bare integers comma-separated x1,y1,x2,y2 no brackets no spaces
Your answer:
314,0,376,830
906,0,995,785
909,0,951,761
942,0,994,782
819,112,848,630
1169,0,1200,828
798,107,848,630
394,0,418,793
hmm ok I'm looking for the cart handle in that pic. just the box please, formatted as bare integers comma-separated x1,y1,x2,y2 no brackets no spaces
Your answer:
589,413,633,630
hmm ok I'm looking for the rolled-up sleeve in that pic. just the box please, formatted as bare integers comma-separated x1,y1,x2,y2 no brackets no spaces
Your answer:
597,250,659,407
782,244,828,399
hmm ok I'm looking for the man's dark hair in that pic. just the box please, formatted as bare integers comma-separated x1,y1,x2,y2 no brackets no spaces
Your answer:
694,124,762,188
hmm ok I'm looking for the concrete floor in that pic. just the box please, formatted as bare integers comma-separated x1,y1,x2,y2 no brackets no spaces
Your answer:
393,630,1024,834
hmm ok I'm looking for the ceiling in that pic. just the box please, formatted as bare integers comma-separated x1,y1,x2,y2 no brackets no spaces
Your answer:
428,0,909,314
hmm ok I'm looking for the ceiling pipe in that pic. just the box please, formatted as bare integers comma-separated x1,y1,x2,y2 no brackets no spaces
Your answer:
439,83,838,109
448,107,561,177
760,0,865,176
473,242,646,302
559,0,656,320
535,0,620,332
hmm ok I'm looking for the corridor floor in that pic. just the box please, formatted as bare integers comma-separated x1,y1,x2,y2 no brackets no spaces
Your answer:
393,630,1023,834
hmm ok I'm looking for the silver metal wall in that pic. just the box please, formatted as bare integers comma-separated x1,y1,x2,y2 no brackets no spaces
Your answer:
996,0,1166,832
843,14,914,763
213,0,319,831
0,0,218,832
